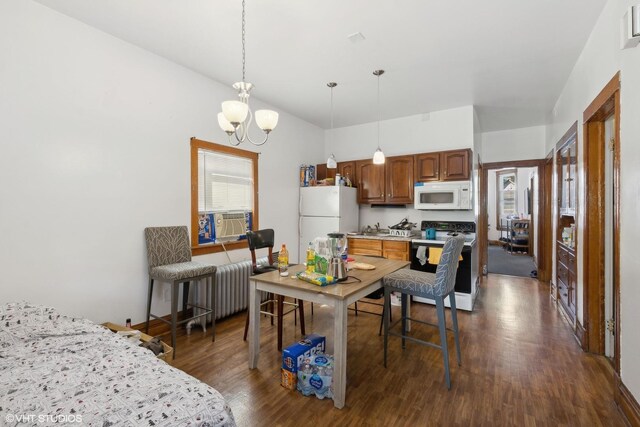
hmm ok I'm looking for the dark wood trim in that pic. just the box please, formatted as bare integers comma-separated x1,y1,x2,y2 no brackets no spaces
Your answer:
478,158,545,278
539,150,554,284
482,159,543,170
616,376,640,427
575,319,587,350
582,72,621,375
189,137,259,256
583,120,605,355
584,72,621,123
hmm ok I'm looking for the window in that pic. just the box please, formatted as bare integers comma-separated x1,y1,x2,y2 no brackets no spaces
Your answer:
496,169,517,230
190,138,258,255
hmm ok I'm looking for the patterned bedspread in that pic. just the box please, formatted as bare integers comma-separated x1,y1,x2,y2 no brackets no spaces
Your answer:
0,303,235,426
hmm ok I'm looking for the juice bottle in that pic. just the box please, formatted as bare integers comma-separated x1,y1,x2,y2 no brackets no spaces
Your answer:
306,242,316,273
278,244,289,277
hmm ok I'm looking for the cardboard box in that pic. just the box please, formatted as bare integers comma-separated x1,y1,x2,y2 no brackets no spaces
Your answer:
281,369,297,390
281,334,325,389
102,322,173,360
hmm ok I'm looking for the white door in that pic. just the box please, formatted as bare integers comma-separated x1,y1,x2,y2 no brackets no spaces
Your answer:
604,115,615,359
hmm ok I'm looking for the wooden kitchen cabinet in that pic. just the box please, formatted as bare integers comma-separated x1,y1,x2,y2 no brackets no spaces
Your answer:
441,149,471,181
382,240,410,261
355,156,413,204
337,161,356,186
348,238,409,261
414,153,440,182
414,149,471,182
348,238,383,256
385,155,414,204
355,160,386,204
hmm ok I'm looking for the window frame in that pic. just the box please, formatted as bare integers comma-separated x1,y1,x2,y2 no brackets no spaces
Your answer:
190,137,259,256
496,168,517,231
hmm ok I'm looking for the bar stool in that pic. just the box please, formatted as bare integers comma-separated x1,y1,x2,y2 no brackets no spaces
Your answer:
144,226,216,359
383,235,465,388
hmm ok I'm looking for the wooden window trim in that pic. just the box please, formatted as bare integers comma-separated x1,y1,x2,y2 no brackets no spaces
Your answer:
190,137,259,256
496,168,517,231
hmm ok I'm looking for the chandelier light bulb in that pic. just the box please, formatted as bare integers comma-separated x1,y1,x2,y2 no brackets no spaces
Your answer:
255,110,279,132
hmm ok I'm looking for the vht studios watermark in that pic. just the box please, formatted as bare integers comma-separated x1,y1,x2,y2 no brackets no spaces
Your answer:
5,413,83,424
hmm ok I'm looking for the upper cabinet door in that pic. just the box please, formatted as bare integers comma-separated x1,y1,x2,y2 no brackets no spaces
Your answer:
415,153,441,182
386,155,414,204
441,149,470,181
337,161,356,187
356,160,385,204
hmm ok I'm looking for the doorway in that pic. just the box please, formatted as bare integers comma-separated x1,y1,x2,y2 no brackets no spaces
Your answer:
479,159,545,279
582,72,620,373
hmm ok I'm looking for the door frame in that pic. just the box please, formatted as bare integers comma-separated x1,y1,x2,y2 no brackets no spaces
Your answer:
479,159,546,277
539,151,554,284
581,72,621,374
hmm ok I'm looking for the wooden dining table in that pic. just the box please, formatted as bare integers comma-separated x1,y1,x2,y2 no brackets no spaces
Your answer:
247,255,410,409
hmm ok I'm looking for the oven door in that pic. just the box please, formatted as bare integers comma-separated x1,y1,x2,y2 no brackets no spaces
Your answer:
410,242,471,293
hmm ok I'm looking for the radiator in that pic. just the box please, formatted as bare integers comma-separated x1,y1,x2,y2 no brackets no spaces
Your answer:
191,258,269,329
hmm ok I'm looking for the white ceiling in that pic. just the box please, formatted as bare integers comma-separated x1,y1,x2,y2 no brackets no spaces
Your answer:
34,0,606,132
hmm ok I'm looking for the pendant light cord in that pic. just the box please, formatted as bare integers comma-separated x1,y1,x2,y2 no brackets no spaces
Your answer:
241,0,246,82
377,72,381,149
331,85,334,130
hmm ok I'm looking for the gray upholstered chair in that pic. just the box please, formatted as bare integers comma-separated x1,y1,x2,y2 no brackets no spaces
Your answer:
383,235,465,389
144,226,216,359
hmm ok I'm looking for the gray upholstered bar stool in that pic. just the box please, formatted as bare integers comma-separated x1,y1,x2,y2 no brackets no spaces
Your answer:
383,235,465,389
144,226,217,359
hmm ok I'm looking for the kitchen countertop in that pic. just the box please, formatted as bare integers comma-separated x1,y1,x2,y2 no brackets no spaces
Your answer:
347,233,417,242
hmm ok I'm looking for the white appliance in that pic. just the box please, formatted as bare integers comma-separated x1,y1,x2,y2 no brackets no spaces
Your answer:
299,186,359,262
414,181,472,210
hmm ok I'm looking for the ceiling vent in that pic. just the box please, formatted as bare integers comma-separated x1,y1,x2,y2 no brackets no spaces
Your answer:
621,4,640,49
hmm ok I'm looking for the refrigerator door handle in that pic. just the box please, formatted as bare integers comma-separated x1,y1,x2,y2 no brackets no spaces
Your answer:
299,193,303,215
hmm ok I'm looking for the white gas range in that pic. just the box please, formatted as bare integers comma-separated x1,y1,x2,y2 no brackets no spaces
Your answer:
410,221,479,311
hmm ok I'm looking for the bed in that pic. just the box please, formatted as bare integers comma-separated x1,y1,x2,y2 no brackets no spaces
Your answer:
0,302,235,426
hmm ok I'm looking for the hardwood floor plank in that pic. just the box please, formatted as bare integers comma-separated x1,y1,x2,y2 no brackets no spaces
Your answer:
165,274,627,426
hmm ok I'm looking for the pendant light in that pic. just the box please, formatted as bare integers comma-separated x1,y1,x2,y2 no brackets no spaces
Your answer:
217,0,279,146
372,69,385,164
326,82,338,169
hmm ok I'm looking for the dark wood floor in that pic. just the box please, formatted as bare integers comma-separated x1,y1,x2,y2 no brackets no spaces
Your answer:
166,275,626,426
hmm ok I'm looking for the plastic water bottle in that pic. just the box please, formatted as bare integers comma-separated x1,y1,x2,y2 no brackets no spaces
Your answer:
278,244,289,277
306,242,316,273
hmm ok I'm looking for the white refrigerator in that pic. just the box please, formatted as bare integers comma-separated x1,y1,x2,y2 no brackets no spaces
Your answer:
298,186,359,262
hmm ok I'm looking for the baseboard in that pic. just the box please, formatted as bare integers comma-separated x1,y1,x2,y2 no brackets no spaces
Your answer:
575,319,587,351
616,375,640,427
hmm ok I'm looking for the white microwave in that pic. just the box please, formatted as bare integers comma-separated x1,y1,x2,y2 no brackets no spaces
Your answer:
414,181,472,210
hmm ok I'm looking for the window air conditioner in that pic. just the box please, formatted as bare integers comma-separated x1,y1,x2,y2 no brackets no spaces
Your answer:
213,212,248,241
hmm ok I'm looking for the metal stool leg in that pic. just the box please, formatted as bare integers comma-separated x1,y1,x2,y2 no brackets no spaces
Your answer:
401,293,408,349
383,288,391,368
449,292,461,366
171,281,179,360
146,278,154,334
436,297,451,389
182,281,190,317
211,275,216,342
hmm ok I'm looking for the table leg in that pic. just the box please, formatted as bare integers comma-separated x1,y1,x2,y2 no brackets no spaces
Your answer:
248,279,261,369
333,300,348,409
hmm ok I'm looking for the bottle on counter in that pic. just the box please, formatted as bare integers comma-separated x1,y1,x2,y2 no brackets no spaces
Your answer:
335,173,341,186
278,244,289,277
306,242,316,273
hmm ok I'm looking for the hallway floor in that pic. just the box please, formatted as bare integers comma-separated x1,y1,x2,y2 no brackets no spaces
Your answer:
488,244,537,277
167,275,626,426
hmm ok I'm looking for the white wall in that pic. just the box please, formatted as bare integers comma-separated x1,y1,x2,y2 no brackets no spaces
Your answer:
481,125,547,163
325,105,476,228
546,0,640,402
0,0,324,325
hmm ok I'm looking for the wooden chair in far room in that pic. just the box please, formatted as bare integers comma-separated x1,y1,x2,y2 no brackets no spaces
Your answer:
144,226,217,360
382,235,465,388
242,229,305,350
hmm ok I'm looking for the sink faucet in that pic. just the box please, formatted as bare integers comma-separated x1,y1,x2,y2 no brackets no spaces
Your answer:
374,222,380,232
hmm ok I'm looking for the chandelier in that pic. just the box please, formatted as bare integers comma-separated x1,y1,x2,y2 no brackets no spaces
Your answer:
217,0,279,146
